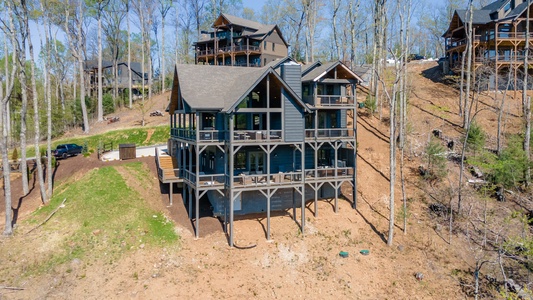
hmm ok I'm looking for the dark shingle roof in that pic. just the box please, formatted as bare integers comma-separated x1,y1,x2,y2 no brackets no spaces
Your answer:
220,14,265,30
176,64,265,111
301,61,363,83
456,9,493,24
481,0,507,12
302,61,338,82
507,2,529,19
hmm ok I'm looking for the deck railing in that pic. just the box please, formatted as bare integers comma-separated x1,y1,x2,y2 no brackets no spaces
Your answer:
172,128,283,143
197,44,262,57
304,95,355,107
232,130,282,142
305,128,353,139
304,167,354,180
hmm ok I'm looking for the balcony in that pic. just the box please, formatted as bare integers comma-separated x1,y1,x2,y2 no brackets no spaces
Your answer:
232,130,282,142
171,128,283,143
197,44,262,57
445,35,483,51
304,95,355,107
183,169,225,187
305,128,354,140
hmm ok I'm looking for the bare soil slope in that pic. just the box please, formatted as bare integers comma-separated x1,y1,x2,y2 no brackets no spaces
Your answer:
1,64,524,299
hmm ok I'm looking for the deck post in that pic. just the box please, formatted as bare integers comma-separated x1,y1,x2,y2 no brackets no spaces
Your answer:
334,183,338,213
353,83,357,209
182,181,186,205
230,192,234,247
229,115,235,247
195,188,199,239
314,186,318,218
267,189,271,241
292,189,296,221
169,183,173,206
188,186,192,219
301,188,305,236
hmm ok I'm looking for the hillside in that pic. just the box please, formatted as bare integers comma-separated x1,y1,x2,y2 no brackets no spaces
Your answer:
0,62,530,299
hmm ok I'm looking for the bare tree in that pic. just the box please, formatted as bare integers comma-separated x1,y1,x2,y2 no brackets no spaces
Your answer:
523,0,531,186
159,0,172,93
88,0,111,122
125,0,133,109
1,1,18,235
21,0,48,204
12,1,30,195
65,0,90,134
462,0,473,129
40,0,54,198
102,0,126,104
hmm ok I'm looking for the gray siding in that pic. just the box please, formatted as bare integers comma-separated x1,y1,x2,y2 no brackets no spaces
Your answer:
339,110,347,128
283,89,304,142
207,186,338,216
271,145,302,171
281,63,302,97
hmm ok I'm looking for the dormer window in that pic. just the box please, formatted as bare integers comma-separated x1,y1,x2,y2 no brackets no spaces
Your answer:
504,2,511,13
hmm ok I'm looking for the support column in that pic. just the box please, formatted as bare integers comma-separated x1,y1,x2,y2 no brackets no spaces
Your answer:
169,183,173,206
195,188,200,239
353,83,358,209
229,114,235,247
301,188,305,236
267,192,271,240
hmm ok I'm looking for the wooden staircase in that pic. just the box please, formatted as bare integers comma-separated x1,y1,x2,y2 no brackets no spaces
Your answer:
156,152,182,183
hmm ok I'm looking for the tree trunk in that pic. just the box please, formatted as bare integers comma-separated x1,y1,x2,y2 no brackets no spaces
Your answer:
15,7,30,196
523,0,531,186
97,14,104,122
65,1,90,134
41,1,53,198
463,1,474,129
332,0,340,60
25,1,48,204
1,4,17,235
127,3,132,109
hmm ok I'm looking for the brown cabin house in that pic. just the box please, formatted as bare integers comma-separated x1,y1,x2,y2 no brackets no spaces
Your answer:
84,60,148,94
443,0,533,89
194,13,289,67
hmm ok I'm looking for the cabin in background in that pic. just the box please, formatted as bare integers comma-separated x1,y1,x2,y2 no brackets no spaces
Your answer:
194,13,289,67
442,0,533,89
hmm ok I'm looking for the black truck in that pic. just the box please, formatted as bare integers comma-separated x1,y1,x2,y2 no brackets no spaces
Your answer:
53,144,83,159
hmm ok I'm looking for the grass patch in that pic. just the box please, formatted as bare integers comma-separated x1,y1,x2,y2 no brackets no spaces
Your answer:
23,163,179,276
21,125,169,157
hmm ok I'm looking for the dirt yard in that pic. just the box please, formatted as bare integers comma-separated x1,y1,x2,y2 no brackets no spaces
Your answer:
0,62,525,299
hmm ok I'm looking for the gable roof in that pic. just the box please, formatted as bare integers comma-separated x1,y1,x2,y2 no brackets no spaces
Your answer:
173,64,309,113
264,56,298,70
445,0,532,35
216,13,265,30
301,61,363,83
196,14,289,47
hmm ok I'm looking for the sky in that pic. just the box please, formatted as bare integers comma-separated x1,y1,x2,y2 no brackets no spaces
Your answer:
242,0,267,13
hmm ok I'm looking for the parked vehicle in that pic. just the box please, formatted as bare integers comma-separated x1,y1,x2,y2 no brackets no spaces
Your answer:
408,54,425,62
53,144,83,159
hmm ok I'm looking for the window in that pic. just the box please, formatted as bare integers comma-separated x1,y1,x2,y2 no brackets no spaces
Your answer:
272,43,275,51
235,152,246,169
504,2,511,13
264,41,267,50
264,58,267,66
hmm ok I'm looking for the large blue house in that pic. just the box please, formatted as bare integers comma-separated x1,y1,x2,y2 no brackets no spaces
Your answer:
167,57,361,246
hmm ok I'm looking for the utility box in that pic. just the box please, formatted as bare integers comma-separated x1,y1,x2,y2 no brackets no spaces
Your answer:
119,144,136,160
